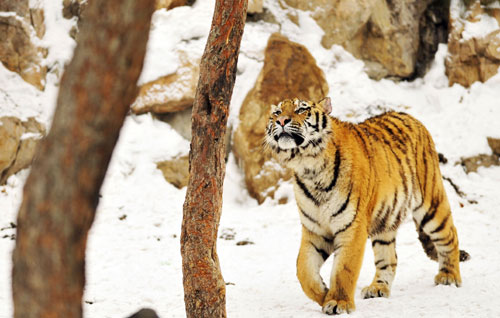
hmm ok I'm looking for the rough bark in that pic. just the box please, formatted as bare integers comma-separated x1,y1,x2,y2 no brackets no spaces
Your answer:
11,1,154,317
180,1,247,318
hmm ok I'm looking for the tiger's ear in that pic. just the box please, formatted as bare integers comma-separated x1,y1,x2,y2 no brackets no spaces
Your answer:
318,97,332,114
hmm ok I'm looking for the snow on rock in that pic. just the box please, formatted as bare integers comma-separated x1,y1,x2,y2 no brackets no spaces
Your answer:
131,52,199,115
137,1,214,85
0,1,47,90
446,0,500,87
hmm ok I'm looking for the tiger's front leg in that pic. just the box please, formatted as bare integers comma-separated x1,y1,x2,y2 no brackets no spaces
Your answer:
296,226,331,305
322,224,367,315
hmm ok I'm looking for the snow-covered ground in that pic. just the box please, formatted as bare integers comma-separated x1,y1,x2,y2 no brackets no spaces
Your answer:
1,1,500,317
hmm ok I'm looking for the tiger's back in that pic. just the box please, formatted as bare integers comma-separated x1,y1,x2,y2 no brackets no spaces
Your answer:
264,97,468,315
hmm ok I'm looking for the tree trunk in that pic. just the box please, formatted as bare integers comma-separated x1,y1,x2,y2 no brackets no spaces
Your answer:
180,1,247,318
11,1,154,317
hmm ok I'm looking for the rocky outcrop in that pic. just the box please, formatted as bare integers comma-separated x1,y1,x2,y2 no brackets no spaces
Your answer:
156,155,189,189
233,33,329,204
131,54,199,115
0,117,45,184
446,0,500,87
0,1,47,90
283,0,445,79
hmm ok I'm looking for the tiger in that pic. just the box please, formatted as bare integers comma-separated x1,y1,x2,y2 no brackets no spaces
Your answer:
264,97,470,315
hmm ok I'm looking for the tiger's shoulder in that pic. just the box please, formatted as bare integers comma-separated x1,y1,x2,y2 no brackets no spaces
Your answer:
358,110,428,134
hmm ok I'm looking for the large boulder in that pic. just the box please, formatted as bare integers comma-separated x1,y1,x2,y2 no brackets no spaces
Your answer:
0,117,45,184
131,54,199,115
156,155,189,189
0,1,47,90
233,33,329,204
446,0,500,87
283,0,443,79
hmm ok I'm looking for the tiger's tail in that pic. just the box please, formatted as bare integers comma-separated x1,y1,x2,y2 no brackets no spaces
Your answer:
417,229,470,262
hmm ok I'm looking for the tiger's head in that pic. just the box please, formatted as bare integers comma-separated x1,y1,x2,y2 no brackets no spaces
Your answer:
265,97,332,155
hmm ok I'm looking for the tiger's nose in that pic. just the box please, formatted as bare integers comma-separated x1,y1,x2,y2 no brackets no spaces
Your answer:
277,116,291,127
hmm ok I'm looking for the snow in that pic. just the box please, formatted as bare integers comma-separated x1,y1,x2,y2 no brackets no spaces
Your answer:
1,1,500,318
462,13,500,40
40,0,77,69
450,0,500,41
137,1,215,85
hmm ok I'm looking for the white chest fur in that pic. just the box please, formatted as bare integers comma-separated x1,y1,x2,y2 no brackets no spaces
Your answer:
294,174,355,240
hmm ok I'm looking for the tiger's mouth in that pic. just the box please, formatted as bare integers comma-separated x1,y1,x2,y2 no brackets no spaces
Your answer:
274,131,305,149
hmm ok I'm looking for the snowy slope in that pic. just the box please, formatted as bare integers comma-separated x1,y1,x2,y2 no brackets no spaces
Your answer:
2,1,500,317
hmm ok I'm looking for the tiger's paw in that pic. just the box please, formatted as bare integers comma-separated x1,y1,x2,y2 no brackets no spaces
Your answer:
361,283,391,299
322,299,355,315
435,270,462,287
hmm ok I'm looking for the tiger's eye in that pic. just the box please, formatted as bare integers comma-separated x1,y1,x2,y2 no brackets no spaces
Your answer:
296,107,310,114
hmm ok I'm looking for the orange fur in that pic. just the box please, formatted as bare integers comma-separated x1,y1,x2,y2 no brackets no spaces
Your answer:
264,98,468,315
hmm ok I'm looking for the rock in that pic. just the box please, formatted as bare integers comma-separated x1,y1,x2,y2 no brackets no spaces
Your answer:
438,153,448,164
461,153,500,173
233,33,329,204
446,0,500,87
246,8,277,24
248,0,263,14
460,136,500,173
156,155,189,189
0,117,45,184
283,0,442,79
126,308,160,318
155,0,194,10
236,240,254,246
0,3,47,90
62,0,87,19
0,2,29,16
62,0,88,41
131,54,199,115
29,8,46,39
487,137,500,156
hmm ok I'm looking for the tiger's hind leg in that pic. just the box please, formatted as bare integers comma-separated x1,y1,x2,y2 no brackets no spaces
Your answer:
361,231,397,299
414,195,462,287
